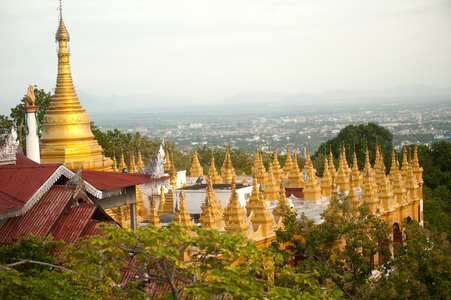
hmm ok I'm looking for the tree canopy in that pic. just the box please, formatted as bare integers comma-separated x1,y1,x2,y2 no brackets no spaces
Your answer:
313,122,393,175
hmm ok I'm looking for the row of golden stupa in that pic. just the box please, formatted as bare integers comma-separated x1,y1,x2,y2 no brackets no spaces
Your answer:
104,140,423,247
35,6,423,242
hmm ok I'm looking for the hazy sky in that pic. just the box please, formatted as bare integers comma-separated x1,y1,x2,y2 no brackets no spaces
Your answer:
1,0,451,114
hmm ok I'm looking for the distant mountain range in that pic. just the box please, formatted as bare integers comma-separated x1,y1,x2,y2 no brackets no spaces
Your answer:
79,84,451,114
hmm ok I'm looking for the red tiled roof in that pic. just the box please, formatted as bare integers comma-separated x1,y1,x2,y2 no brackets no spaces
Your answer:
79,170,170,191
0,185,73,244
52,204,97,244
0,163,60,213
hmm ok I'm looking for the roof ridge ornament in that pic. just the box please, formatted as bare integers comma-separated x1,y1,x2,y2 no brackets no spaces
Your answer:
0,122,20,165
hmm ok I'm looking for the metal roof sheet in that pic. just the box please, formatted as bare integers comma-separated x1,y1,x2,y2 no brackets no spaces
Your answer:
0,164,60,213
0,185,73,244
78,170,170,191
15,153,38,165
51,204,97,244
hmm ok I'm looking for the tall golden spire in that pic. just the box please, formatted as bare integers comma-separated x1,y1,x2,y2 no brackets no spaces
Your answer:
40,4,112,171
250,181,274,237
303,148,322,201
208,153,221,184
221,143,235,184
118,148,127,172
174,190,194,226
272,147,282,181
321,155,332,197
253,147,267,186
335,146,350,192
361,167,379,214
351,147,362,188
112,155,118,172
163,149,172,172
412,143,424,187
328,147,336,180
273,180,293,224
199,179,218,229
190,149,203,177
136,150,144,172
287,151,302,187
158,185,166,216
263,162,280,200
148,196,162,228
283,146,293,174
224,179,250,233
246,175,261,217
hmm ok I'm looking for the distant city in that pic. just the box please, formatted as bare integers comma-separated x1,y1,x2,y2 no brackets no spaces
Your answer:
91,91,451,156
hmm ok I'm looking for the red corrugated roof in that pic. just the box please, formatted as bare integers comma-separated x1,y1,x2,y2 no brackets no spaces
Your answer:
78,170,170,191
51,204,97,244
15,153,38,165
0,185,73,244
0,163,60,213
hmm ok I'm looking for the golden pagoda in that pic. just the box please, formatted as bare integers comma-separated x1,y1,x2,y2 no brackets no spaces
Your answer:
283,146,293,174
174,190,195,226
157,185,166,216
200,176,223,229
208,154,221,184
252,147,268,186
148,196,162,228
271,147,283,181
190,149,203,178
246,175,262,217
220,144,236,184
112,155,118,172
321,155,332,197
39,7,113,171
162,161,177,215
391,159,406,206
335,147,350,192
118,148,127,171
224,179,250,233
328,148,336,180
263,163,280,201
163,149,172,172
303,148,322,201
136,151,144,172
199,181,219,229
250,186,274,237
412,143,424,188
351,148,362,188
287,151,302,187
273,181,293,224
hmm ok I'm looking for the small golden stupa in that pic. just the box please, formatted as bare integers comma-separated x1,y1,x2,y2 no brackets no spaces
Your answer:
39,5,113,171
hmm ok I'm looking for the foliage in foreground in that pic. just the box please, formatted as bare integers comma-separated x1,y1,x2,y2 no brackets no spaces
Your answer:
272,195,392,299
361,220,451,300
272,195,451,299
65,222,337,300
0,225,339,299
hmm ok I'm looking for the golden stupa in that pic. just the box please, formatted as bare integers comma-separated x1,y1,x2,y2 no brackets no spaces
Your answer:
39,7,113,171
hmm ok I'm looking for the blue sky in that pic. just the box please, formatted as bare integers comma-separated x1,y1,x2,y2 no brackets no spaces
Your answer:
1,0,451,113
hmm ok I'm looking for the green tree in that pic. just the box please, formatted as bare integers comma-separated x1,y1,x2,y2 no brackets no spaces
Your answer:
65,222,336,300
272,194,392,299
0,234,95,299
314,123,393,175
359,220,451,299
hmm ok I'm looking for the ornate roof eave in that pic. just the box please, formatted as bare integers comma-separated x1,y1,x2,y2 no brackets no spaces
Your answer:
0,164,74,220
